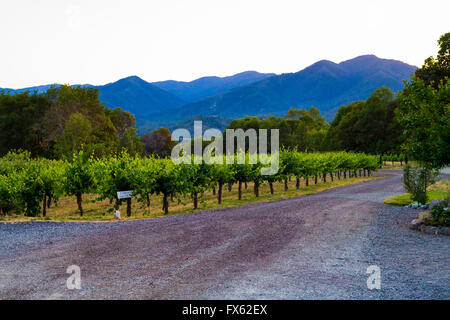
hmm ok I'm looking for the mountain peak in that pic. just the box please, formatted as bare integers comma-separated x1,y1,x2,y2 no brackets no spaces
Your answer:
153,71,275,102
119,75,146,83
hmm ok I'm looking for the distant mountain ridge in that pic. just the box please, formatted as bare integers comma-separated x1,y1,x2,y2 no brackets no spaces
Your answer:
153,71,275,102
1,71,274,120
96,76,185,116
1,55,417,132
149,55,417,123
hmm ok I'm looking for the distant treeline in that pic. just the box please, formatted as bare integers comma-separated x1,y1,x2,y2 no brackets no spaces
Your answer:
0,85,143,159
225,86,404,158
0,85,405,160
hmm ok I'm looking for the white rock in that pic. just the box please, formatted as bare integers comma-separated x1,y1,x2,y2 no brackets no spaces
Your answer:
409,219,421,230
114,210,121,219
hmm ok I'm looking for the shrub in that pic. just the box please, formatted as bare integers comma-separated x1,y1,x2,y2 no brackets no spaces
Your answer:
428,205,450,227
402,164,438,204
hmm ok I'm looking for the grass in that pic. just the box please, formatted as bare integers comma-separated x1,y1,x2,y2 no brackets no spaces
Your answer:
384,178,450,206
0,174,381,223
380,161,420,170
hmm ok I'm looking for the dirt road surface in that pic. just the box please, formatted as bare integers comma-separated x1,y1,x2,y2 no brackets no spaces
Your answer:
0,170,449,299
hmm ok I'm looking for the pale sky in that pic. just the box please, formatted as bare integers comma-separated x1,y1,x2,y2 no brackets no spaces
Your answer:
1,0,449,88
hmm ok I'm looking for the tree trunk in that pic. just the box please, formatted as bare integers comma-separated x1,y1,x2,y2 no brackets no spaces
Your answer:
163,193,169,214
344,171,347,179
218,182,223,204
314,175,318,184
171,194,174,202
146,193,150,207
269,182,274,194
305,177,309,186
254,181,259,197
228,183,232,192
47,196,52,208
212,187,216,195
337,171,341,180
244,182,247,189
76,193,83,216
193,192,198,209
296,177,300,189
323,172,327,182
330,172,334,182
238,181,242,200
126,198,131,217
42,194,47,217
284,178,288,191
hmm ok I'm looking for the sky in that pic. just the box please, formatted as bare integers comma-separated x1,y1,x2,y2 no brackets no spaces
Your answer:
1,0,449,88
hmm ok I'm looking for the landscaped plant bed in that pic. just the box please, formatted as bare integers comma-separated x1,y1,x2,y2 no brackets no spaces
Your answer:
409,219,450,236
408,200,450,236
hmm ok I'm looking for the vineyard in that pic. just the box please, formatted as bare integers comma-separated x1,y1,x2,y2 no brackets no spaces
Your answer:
0,150,380,219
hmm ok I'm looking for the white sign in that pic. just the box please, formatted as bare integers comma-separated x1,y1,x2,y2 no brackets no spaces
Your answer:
117,190,133,199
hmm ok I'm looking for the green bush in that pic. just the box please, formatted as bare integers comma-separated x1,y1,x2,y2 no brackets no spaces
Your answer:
402,164,438,204
429,205,450,227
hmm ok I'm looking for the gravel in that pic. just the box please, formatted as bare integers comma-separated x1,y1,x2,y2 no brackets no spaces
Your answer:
0,169,449,299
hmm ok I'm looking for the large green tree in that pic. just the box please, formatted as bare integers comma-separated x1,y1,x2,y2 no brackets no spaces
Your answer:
398,32,450,168
0,91,49,156
328,87,403,156
415,32,449,89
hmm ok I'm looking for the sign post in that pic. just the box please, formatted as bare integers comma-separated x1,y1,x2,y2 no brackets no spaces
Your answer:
116,190,134,219
117,190,133,199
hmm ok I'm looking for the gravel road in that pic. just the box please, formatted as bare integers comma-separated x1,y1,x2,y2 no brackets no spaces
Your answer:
0,170,449,299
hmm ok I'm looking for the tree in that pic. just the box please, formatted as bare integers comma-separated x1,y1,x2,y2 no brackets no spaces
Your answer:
92,152,138,217
141,128,175,157
415,32,449,89
398,32,450,169
398,78,449,168
106,107,136,137
211,160,235,204
55,113,92,159
183,158,212,209
0,91,50,157
41,85,118,158
118,128,144,156
151,159,183,214
64,151,95,216
328,87,403,156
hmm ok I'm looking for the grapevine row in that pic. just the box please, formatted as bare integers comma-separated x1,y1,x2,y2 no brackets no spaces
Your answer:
0,150,380,217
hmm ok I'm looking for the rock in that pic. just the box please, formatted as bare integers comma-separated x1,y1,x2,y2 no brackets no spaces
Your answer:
420,204,428,209
438,227,450,236
409,219,421,230
114,210,121,219
429,199,443,209
411,202,419,209
426,226,439,235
